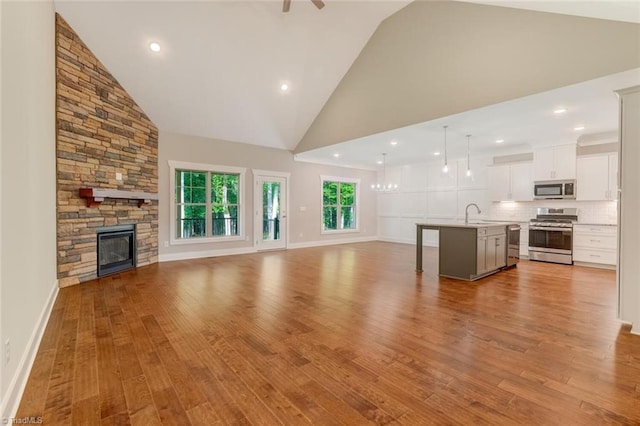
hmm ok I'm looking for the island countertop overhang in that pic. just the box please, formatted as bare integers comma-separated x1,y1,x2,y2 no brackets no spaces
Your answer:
416,221,519,229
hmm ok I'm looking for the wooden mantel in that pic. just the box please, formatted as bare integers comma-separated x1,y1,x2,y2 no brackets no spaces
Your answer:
79,188,159,207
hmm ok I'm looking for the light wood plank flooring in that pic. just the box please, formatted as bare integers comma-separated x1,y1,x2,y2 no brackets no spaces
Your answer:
17,242,640,425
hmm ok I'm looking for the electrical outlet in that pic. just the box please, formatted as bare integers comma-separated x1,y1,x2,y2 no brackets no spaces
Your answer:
163,241,169,248
115,172,123,181
4,339,10,365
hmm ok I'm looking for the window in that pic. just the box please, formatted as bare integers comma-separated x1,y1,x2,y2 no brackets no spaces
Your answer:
170,161,245,244
321,176,359,232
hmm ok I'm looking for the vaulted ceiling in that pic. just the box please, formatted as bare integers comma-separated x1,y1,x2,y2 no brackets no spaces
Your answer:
54,0,411,151
55,1,640,157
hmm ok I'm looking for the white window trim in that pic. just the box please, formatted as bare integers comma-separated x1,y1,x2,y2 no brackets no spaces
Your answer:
169,160,246,245
320,175,360,235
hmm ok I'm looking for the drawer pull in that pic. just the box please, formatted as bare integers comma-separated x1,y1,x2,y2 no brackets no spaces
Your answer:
590,239,601,243
589,254,601,258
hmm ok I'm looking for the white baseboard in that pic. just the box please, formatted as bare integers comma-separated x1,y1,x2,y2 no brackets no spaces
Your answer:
619,320,640,335
288,235,378,250
1,279,59,421
158,246,257,262
159,236,382,261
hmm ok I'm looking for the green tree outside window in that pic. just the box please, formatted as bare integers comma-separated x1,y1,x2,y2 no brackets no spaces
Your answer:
322,180,356,231
176,169,240,238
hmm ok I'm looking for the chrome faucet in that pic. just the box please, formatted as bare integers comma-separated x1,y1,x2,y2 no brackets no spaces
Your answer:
465,203,481,224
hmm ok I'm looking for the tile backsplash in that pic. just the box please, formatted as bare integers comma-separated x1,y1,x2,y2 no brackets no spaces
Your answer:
489,200,618,225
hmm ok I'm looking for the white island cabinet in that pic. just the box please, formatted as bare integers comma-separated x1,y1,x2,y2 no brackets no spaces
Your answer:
534,144,576,181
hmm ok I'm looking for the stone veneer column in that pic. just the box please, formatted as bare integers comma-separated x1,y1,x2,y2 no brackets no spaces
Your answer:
56,14,158,287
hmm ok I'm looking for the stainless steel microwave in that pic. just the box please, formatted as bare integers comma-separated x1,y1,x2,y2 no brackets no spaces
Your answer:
534,180,576,200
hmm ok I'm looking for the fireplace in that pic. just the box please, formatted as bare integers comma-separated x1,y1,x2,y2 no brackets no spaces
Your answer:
97,224,136,277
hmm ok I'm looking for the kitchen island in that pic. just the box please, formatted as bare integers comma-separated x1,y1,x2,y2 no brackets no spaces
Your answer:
416,221,519,281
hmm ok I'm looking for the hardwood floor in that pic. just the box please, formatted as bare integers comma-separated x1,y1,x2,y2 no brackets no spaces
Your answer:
17,242,640,425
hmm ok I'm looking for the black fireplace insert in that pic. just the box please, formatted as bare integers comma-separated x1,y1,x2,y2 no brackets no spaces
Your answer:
97,224,136,277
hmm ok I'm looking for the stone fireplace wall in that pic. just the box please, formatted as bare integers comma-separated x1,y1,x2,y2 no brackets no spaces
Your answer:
56,14,158,287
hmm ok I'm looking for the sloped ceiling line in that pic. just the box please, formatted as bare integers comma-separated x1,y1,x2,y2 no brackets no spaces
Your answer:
295,0,640,154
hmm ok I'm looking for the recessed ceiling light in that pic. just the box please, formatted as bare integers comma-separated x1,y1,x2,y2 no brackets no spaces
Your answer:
433,152,440,156
149,42,161,52
554,108,568,114
333,153,340,158
377,160,383,164
280,83,289,92
496,139,505,144
390,140,398,146
574,126,585,131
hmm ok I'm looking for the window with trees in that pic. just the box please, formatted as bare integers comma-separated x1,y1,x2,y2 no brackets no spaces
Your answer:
321,177,359,232
170,161,245,243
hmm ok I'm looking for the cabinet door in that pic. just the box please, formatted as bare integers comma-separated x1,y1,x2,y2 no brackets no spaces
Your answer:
485,236,497,271
510,162,534,201
553,145,577,180
487,165,510,201
477,237,487,274
533,147,555,181
608,153,619,200
577,155,609,201
495,235,507,268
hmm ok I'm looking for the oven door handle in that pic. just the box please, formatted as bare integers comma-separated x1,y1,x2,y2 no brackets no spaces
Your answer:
530,226,572,232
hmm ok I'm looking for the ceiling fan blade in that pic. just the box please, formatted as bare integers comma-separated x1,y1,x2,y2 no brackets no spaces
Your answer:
283,0,291,12
310,0,325,10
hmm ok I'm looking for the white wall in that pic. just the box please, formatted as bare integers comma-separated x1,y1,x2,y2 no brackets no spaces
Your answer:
0,0,58,419
378,156,492,246
616,86,640,334
158,131,378,261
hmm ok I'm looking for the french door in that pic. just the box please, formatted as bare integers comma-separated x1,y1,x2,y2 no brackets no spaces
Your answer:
254,171,288,250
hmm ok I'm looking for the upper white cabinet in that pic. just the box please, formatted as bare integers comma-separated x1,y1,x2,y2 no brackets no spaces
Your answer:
533,144,576,181
487,162,533,201
576,153,618,201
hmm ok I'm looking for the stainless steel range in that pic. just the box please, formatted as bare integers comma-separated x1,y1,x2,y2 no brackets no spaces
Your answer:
528,207,577,265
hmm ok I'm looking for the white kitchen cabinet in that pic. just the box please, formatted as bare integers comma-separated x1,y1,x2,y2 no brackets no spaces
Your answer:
573,224,617,267
576,153,618,201
534,144,576,181
487,162,533,201
608,153,619,200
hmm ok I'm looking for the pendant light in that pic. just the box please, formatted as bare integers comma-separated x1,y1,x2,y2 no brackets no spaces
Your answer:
442,125,449,174
371,153,398,192
465,134,472,177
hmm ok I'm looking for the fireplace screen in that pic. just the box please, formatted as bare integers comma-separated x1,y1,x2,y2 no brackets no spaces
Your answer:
97,225,136,277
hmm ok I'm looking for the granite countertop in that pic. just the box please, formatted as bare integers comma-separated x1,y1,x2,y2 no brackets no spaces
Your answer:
417,221,518,229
